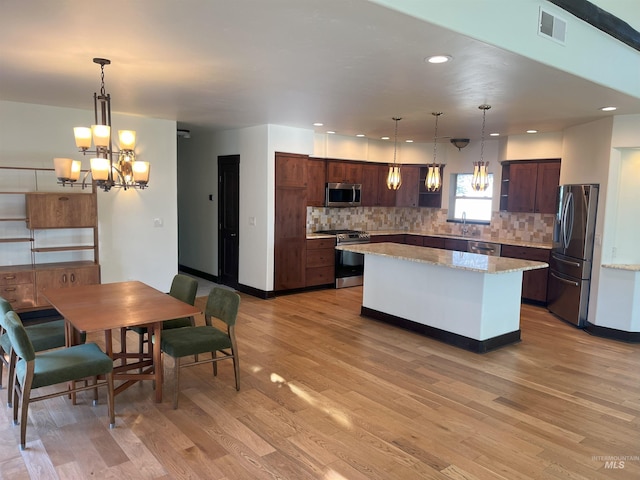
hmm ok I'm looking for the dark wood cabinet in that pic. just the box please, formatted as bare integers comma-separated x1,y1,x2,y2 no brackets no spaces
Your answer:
404,235,424,246
370,234,405,244
305,238,335,287
418,166,444,208
395,166,420,207
307,157,326,206
502,159,560,214
361,163,396,207
501,244,550,303
275,152,308,291
326,160,363,184
444,238,468,252
423,236,446,249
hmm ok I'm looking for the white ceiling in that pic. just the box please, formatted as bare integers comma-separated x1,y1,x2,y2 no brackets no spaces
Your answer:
1,0,639,143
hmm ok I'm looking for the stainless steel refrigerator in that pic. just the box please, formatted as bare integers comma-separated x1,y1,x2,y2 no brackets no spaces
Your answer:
547,184,599,327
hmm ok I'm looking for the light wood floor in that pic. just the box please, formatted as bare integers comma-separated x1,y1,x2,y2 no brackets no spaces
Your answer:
1,287,639,479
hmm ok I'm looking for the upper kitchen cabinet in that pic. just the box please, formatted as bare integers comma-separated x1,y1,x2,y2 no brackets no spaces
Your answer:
275,151,309,187
502,159,560,214
361,163,396,207
395,165,420,207
326,160,363,184
307,157,326,207
418,165,444,208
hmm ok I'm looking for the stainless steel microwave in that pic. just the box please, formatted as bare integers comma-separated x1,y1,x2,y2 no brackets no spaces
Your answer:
325,182,362,207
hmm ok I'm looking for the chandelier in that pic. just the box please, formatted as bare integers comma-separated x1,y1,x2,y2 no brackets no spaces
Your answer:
53,58,150,191
472,104,491,192
425,112,443,192
386,117,402,190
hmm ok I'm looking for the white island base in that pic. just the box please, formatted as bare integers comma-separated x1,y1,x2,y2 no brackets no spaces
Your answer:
338,243,548,353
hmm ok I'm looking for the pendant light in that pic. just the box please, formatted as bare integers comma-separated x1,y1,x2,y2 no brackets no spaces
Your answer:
386,117,403,190
425,112,443,192
472,104,491,192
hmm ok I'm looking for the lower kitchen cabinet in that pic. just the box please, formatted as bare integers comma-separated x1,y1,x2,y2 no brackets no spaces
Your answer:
370,234,405,244
444,238,468,252
34,262,100,307
423,236,446,249
305,238,335,287
404,235,424,246
501,245,550,303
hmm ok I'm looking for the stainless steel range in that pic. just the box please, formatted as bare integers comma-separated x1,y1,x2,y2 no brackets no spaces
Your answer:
316,229,370,288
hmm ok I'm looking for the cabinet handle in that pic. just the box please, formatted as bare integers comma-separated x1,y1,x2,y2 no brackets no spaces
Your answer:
62,273,67,283
58,196,70,201
3,275,16,280
70,273,76,283
3,287,16,292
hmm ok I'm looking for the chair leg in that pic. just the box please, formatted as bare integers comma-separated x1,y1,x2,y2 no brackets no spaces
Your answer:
7,351,17,407
106,371,115,428
173,356,180,409
212,351,218,376
232,349,240,391
0,353,4,389
18,381,31,450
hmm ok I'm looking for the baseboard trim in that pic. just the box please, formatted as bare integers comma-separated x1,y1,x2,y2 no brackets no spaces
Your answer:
178,265,217,283
237,283,275,299
584,322,640,343
360,306,521,353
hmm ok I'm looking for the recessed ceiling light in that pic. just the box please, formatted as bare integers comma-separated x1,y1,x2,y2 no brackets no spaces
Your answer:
600,106,617,111
526,130,538,134
326,130,336,134
426,55,452,64
381,136,390,140
313,122,324,126
405,139,414,143
356,134,366,137
490,132,500,136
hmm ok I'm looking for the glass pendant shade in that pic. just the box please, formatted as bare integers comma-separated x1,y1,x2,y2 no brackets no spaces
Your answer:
386,165,402,190
70,160,82,181
91,125,110,147
472,161,490,191
118,130,136,150
133,161,150,185
54,158,73,181
90,157,111,181
425,165,441,192
73,127,92,149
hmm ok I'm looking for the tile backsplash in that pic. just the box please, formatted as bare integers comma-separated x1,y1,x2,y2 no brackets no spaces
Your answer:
307,207,554,243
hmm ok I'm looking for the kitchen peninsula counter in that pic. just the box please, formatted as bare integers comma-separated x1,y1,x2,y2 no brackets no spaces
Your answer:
336,242,548,353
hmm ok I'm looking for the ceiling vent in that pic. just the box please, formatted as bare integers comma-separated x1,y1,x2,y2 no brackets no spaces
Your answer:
539,8,566,44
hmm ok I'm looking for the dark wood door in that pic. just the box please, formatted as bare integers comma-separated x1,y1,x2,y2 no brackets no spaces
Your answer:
395,166,420,207
306,158,326,206
377,165,397,206
218,155,240,288
360,164,379,206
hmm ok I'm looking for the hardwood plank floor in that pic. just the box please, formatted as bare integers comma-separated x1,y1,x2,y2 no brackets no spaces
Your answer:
1,287,639,479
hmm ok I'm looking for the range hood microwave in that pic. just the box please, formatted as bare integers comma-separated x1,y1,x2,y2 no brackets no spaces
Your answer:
325,182,362,207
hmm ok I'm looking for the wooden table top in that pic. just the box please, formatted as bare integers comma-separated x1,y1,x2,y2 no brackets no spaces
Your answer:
43,281,201,332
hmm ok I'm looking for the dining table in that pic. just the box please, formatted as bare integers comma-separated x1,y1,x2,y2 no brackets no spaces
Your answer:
42,280,201,403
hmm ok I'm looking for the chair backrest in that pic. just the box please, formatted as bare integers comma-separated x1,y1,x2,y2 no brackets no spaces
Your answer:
4,311,35,362
0,296,14,335
169,274,198,306
205,287,240,327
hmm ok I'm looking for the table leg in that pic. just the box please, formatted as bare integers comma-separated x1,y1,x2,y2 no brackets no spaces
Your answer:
153,322,163,403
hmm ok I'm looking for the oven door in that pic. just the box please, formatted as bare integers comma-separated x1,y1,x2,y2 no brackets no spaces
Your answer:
335,248,365,288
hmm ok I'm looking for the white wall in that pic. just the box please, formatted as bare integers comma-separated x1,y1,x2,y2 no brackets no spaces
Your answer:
503,132,563,160
0,101,179,292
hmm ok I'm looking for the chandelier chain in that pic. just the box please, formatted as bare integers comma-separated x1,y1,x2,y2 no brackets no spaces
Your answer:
100,63,106,97
432,112,441,165
392,117,401,164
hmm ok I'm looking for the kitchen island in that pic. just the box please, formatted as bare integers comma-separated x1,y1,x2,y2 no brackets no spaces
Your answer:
336,242,548,353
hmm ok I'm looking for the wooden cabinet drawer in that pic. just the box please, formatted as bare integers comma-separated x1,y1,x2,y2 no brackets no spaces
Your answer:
306,249,335,268
26,193,97,228
1,283,35,309
404,235,424,246
423,236,446,249
307,238,335,250
501,245,550,262
0,270,34,285
370,234,405,244
444,238,468,252
305,266,334,287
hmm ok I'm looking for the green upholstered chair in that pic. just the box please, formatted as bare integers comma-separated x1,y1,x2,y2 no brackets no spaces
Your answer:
125,274,199,355
3,310,115,450
160,287,240,408
0,297,67,407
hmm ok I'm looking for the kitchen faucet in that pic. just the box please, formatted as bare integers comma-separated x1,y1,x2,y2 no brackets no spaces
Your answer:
461,211,469,236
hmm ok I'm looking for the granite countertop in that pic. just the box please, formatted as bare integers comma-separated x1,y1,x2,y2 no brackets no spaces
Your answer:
601,264,640,272
336,242,548,274
307,230,552,249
